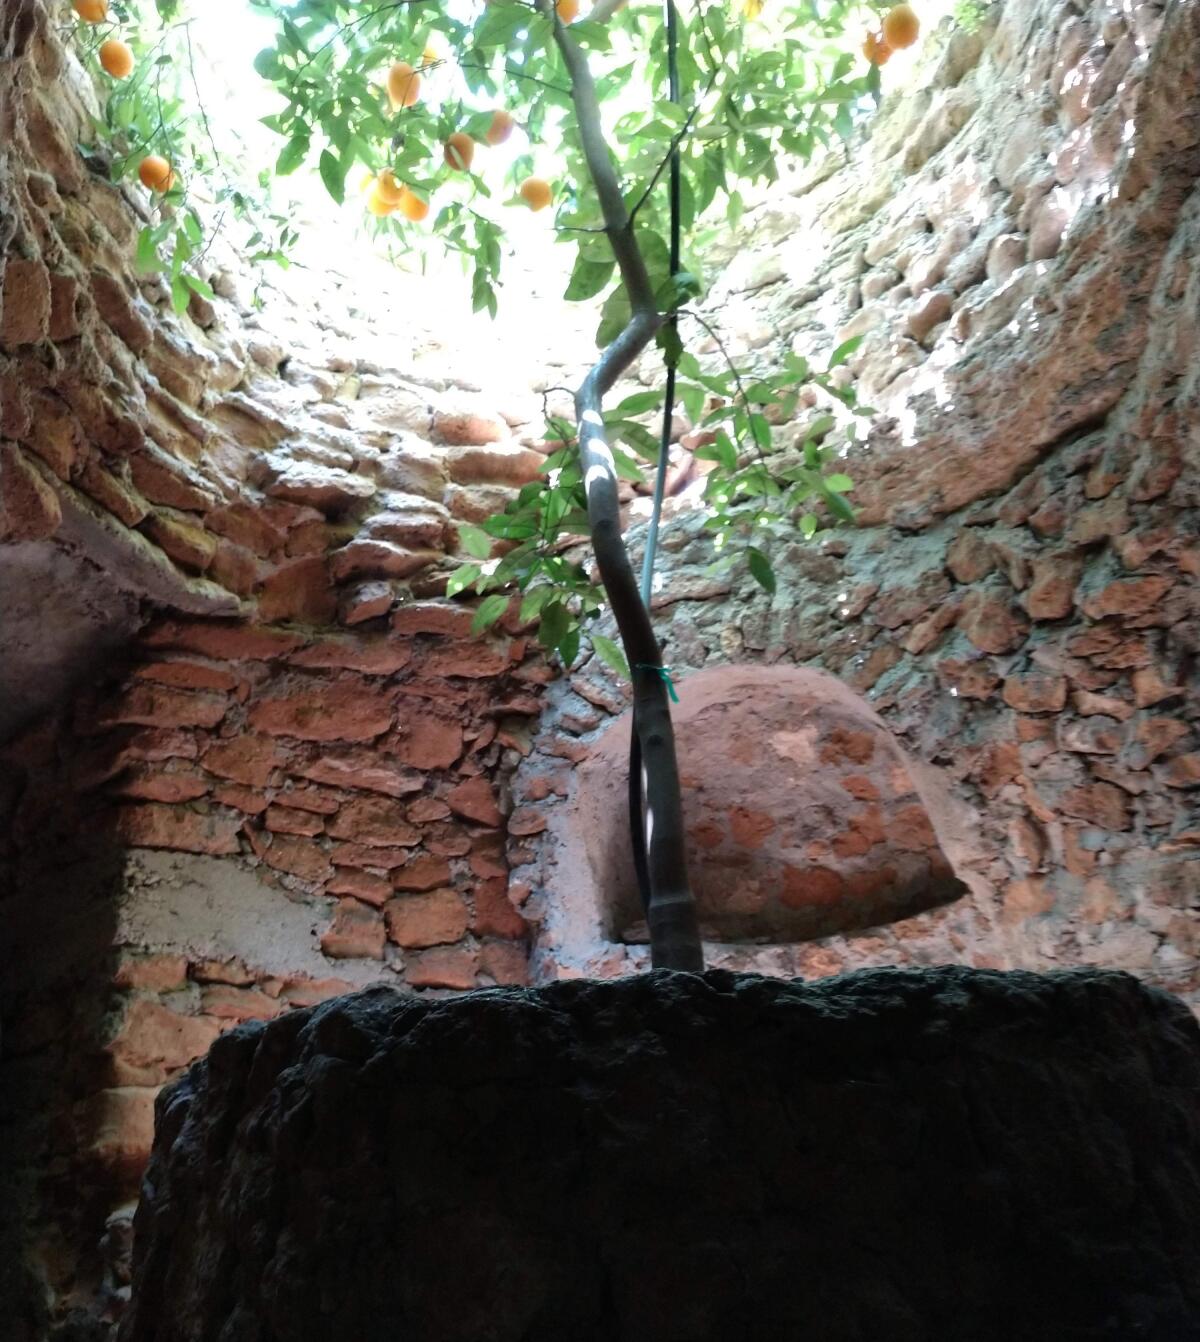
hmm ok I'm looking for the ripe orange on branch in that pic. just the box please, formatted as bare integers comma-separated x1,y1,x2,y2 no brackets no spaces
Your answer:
387,61,421,109
443,131,475,172
556,0,580,21
862,30,892,65
396,188,431,222
485,110,515,146
519,177,552,211
138,155,176,192
99,38,133,78
882,4,920,49
72,0,107,22
374,169,406,206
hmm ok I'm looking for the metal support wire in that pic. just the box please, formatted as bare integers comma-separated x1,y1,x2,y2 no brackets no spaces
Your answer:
631,0,683,916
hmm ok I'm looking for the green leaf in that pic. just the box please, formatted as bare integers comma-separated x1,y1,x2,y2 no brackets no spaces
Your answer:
458,524,493,559
318,149,346,204
827,334,864,369
446,565,482,597
538,600,569,650
135,226,160,274
276,135,310,176
596,285,631,349
253,48,281,79
610,446,645,484
824,489,857,524
169,275,190,314
747,546,776,594
824,473,854,493
565,254,615,302
559,626,581,666
592,633,630,679
471,593,511,635
183,273,215,301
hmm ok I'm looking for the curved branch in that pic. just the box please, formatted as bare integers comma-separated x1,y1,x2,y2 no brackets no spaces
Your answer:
548,6,702,972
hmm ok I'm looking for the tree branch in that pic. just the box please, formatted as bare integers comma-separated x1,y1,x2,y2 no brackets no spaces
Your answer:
546,2,702,972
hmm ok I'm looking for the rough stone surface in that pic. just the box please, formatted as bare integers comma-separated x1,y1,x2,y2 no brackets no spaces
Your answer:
121,968,1200,1342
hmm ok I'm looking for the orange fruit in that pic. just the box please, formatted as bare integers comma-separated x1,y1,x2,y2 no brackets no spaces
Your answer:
366,183,397,217
862,30,892,64
485,109,515,146
557,0,580,20
881,3,919,49
374,169,406,206
443,131,475,171
387,61,421,109
396,187,431,222
99,38,133,78
72,0,107,21
138,155,175,192
519,176,552,211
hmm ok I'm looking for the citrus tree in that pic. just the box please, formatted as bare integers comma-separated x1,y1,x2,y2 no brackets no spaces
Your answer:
70,0,922,971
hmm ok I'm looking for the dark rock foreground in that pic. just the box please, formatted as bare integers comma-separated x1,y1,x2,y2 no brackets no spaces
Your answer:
120,967,1200,1341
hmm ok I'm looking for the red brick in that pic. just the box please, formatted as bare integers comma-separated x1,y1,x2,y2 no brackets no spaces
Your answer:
1125,717,1189,768
1002,673,1068,714
140,507,218,572
143,619,306,661
385,888,469,948
96,682,229,731
392,853,453,891
113,953,188,992
1001,877,1054,924
289,639,413,675
945,530,994,584
292,751,422,797
259,832,333,882
936,658,1000,699
435,412,507,448
320,899,386,960
471,877,527,939
445,775,502,826
959,592,1029,654
478,940,529,985
840,775,880,802
420,640,512,679
1080,574,1173,620
280,976,357,1007
110,764,210,803
275,784,343,815
404,946,479,990
249,679,395,742
256,556,336,625
1024,551,1084,619
507,806,548,838
1162,754,1200,788
339,581,394,626
327,869,393,907
391,602,474,637
327,796,421,847
115,803,241,855
407,796,452,823
328,540,441,583
265,804,325,837
424,822,471,857
190,956,255,986
1061,783,1131,830
107,1000,221,1086
206,502,287,556
202,734,286,788
209,539,262,597
391,714,464,769
212,783,270,814
1131,666,1183,708
329,843,416,871
81,1087,157,1178
199,985,284,1021
133,658,240,693
886,804,938,851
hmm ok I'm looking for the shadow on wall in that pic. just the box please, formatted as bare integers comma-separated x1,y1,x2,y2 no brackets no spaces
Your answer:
572,666,981,945
0,720,128,1341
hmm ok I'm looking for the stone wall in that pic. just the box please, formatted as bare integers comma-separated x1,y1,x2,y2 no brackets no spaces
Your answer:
515,0,1199,994
2,0,1199,1333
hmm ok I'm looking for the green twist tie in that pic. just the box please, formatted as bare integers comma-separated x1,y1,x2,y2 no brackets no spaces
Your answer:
636,663,679,703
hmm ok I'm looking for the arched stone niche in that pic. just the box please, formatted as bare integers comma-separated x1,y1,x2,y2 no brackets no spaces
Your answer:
536,666,981,969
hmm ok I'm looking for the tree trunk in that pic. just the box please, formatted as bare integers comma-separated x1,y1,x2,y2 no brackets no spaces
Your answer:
548,9,702,972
